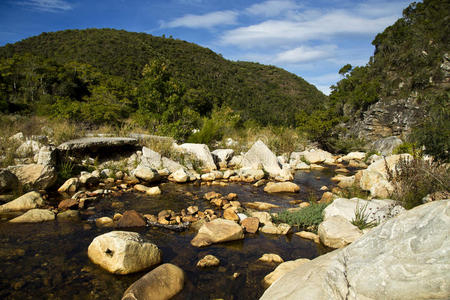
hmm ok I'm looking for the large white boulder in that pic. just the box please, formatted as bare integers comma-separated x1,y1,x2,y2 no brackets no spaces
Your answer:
339,152,366,162
241,140,282,177
88,231,162,274
139,146,163,170
298,149,334,164
9,164,57,190
260,200,450,300
263,258,310,288
179,143,217,171
318,215,363,248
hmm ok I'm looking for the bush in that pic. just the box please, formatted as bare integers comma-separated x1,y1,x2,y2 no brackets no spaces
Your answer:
272,202,328,233
351,201,378,230
392,142,417,155
389,156,450,209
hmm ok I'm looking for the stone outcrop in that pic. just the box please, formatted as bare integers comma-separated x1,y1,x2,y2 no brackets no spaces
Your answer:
9,208,55,223
261,200,450,300
191,218,244,247
0,191,44,212
122,263,184,300
88,231,161,274
318,215,363,248
58,137,138,151
241,140,282,178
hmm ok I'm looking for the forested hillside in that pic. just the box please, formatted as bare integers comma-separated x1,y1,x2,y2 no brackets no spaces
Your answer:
0,28,327,134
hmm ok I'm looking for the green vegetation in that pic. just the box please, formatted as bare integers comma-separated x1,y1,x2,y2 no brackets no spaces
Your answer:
351,201,378,230
273,202,328,233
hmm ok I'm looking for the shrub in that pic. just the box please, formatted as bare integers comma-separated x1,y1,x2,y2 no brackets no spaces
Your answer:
389,156,450,209
272,202,328,233
351,201,378,230
392,142,417,155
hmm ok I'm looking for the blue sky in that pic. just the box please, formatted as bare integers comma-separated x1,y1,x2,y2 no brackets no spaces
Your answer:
0,0,412,94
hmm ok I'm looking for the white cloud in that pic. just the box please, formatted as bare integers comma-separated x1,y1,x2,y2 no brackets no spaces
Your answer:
221,11,397,47
161,10,238,29
314,84,332,95
274,45,337,64
18,0,72,12
246,0,300,17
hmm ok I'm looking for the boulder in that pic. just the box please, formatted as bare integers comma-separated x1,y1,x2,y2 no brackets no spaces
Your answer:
191,218,244,247
262,258,310,288
116,210,147,227
241,140,282,177
9,209,55,223
239,168,265,181
339,152,366,162
139,146,163,170
88,231,161,274
299,149,334,164
36,146,56,166
212,149,234,169
197,255,220,268
58,178,79,193
260,222,291,235
58,198,78,210
95,216,114,228
318,215,363,248
241,217,259,233
9,164,57,190
249,211,272,224
0,169,19,193
264,182,300,193
0,191,43,212
134,167,161,183
261,200,450,300
289,152,310,170
336,175,355,189
244,202,279,211
162,157,185,173
179,143,217,171
295,231,320,244
58,137,138,151
359,154,411,198
323,197,404,224
168,168,189,183
223,207,239,222
57,209,79,221
134,184,161,196
371,136,403,156
16,140,41,158
228,155,243,169
122,263,184,300
258,253,284,263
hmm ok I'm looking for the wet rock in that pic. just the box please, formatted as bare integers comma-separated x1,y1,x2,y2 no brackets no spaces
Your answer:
197,255,220,268
262,258,310,288
58,178,79,193
295,231,320,243
57,209,79,221
260,222,291,235
241,140,282,177
0,169,19,193
9,209,55,223
122,263,184,300
58,198,78,210
244,202,279,210
318,215,363,248
179,143,217,171
168,168,189,183
116,210,147,227
223,207,239,222
134,184,161,196
9,164,57,190
88,231,161,274
258,253,284,263
96,217,114,228
204,191,222,200
0,191,44,212
191,218,244,247
249,211,272,224
241,217,259,233
134,167,161,183
264,182,300,193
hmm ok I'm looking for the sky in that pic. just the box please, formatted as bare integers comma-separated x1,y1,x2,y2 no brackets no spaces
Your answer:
0,0,412,94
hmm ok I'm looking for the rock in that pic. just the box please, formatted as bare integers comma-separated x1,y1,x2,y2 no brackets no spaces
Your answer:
191,218,244,247
179,143,217,171
96,217,114,228
139,146,163,170
134,184,161,196
9,132,24,142
261,200,450,300
79,172,99,185
241,140,282,177
249,211,272,224
0,191,44,212
168,168,189,183
371,136,403,156
9,209,55,223
239,168,265,181
16,140,41,158
9,164,57,190
260,222,291,235
262,258,310,288
0,169,19,193
122,263,184,300
36,146,56,166
258,253,284,263
58,178,79,193
319,192,334,203
57,209,79,221
116,210,147,227
186,206,199,215
58,198,78,210
359,154,412,198
162,157,185,173
88,231,161,274
289,152,310,169
58,137,138,151
336,175,355,189
264,182,300,193
299,149,334,164
310,164,326,170
212,149,234,169
100,169,113,178
228,155,243,169
244,202,279,210
422,191,450,203
201,172,216,181
196,255,220,267
241,217,259,233
134,167,161,183
204,191,221,200
295,231,320,243
223,207,239,221
339,152,366,162
318,215,363,248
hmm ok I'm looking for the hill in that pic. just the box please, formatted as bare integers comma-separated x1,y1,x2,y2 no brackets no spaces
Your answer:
0,28,327,131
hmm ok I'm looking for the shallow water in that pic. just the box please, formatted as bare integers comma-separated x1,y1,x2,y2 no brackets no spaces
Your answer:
0,169,337,300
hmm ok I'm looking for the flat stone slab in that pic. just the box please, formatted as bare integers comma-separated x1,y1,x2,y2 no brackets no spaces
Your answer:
58,137,138,151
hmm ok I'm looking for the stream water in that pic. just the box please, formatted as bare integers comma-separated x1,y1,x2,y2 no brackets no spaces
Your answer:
0,169,337,300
